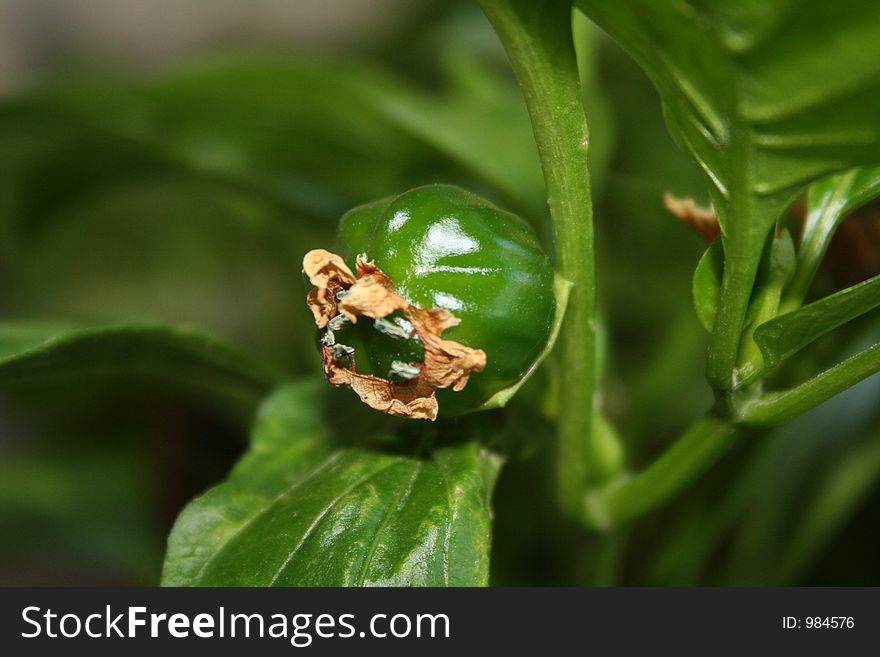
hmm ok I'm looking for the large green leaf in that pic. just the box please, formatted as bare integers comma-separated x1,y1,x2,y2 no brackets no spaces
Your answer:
6,177,324,372
375,24,615,218
785,165,880,307
576,0,880,390
0,53,556,245
373,52,545,217
0,322,277,407
0,57,421,241
162,381,502,586
753,273,880,374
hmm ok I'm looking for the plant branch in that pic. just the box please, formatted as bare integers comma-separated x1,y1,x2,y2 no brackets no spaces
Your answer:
737,342,880,426
480,0,597,519
705,193,780,392
577,340,880,530
583,412,737,529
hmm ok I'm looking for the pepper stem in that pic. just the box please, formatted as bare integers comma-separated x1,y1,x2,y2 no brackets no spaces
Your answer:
480,0,597,519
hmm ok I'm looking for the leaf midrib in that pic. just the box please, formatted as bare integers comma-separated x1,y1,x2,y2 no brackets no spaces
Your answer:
355,461,422,587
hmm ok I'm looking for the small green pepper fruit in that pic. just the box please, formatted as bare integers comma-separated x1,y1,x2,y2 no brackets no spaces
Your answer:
334,184,556,417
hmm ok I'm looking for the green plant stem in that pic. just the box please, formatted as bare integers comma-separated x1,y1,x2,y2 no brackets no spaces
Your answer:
737,342,880,426
480,0,596,519
577,340,880,530
586,531,626,586
706,202,785,393
584,412,737,529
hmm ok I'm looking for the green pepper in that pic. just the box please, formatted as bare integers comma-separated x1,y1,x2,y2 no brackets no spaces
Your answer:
330,184,556,417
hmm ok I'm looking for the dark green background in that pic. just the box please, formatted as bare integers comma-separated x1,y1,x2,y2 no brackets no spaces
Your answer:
1,0,878,585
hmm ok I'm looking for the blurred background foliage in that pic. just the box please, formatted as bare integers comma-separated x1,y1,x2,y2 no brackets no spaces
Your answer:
1,0,878,585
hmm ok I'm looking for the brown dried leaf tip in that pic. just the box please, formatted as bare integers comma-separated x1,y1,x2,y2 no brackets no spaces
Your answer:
302,249,487,421
664,192,720,242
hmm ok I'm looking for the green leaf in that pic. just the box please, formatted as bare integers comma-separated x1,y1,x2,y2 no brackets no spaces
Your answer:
162,381,502,586
0,53,557,245
576,0,880,390
0,56,421,239
372,52,546,217
7,178,323,372
785,165,880,308
737,230,796,379
139,57,427,215
692,239,723,332
0,322,277,406
753,272,880,373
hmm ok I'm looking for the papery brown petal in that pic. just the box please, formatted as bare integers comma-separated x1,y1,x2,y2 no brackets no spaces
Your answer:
321,344,438,420
355,255,384,278
664,192,719,242
321,346,350,385
304,249,356,284
419,331,487,391
405,306,460,334
306,288,329,327
347,374,438,420
339,274,409,322
302,249,357,328
404,305,485,390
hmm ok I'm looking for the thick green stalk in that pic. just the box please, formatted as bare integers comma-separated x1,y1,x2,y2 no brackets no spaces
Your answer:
705,184,776,392
584,412,737,529
480,0,596,518
579,340,880,530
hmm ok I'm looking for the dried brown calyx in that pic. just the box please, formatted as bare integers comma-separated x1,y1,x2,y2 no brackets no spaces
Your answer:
302,249,487,421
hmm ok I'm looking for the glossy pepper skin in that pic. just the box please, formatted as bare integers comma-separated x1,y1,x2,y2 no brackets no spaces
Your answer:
335,184,555,416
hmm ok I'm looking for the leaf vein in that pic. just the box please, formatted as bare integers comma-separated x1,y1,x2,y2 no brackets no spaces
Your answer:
191,450,345,582
266,460,400,586
434,452,454,587
355,460,422,586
